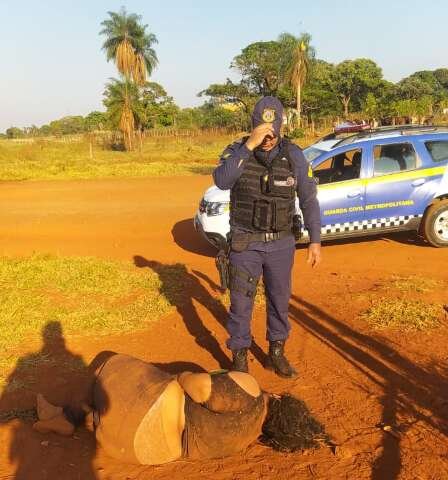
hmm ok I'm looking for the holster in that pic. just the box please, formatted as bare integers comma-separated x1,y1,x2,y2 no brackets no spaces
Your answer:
292,214,303,240
215,248,230,290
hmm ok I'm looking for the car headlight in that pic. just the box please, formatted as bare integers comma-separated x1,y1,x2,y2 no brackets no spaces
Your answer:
207,201,229,216
199,199,229,216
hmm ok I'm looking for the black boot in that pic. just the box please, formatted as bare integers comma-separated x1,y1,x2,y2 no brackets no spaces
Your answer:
231,348,248,373
266,340,297,378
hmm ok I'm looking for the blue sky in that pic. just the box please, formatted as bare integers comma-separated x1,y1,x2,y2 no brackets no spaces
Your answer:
1,0,447,132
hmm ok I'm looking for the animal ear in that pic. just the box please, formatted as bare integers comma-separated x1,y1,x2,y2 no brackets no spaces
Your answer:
177,372,211,403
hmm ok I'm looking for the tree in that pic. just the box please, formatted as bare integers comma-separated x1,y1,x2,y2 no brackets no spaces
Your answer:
84,111,108,131
48,116,85,135
39,125,52,136
301,60,339,118
5,127,24,139
374,80,398,118
100,7,158,149
140,82,179,128
100,7,158,84
176,104,243,130
198,79,257,115
278,32,315,126
363,92,378,119
231,41,283,96
103,78,144,133
397,73,435,100
330,59,383,116
434,68,448,89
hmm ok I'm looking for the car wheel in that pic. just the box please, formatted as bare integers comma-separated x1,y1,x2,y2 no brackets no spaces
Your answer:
423,199,448,247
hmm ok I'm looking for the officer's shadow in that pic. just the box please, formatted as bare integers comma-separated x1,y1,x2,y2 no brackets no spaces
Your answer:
133,256,268,369
0,321,100,480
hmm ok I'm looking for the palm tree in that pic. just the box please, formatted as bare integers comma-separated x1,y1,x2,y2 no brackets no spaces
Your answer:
279,33,315,128
100,8,158,149
103,78,145,151
132,29,158,85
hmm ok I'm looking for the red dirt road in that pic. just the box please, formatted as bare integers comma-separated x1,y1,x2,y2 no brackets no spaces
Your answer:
0,177,447,480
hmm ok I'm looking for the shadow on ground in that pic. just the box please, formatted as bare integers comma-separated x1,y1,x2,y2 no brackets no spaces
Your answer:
0,322,99,480
289,294,448,480
171,219,216,257
133,256,268,369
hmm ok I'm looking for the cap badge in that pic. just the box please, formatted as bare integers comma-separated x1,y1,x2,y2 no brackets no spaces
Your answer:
262,108,276,123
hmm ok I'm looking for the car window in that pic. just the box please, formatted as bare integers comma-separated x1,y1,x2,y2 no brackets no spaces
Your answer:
373,143,417,176
425,141,448,163
313,148,362,185
303,147,324,163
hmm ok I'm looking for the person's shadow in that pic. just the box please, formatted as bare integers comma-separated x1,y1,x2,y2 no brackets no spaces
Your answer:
133,256,268,369
288,294,448,480
0,321,99,480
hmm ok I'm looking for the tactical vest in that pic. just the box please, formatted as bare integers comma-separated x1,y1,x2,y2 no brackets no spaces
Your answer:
230,138,296,232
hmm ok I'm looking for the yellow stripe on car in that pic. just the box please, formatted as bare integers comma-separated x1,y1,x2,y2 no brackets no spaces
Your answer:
318,166,446,191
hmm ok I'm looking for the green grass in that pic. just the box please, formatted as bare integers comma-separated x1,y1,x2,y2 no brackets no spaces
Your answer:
389,275,442,293
361,299,442,331
0,135,232,181
0,134,312,181
0,254,180,386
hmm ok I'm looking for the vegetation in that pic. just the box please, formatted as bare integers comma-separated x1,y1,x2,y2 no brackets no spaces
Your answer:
279,32,314,125
361,299,441,331
100,7,158,149
4,13,448,140
359,275,445,331
201,36,448,127
0,134,234,180
389,275,443,293
0,255,178,388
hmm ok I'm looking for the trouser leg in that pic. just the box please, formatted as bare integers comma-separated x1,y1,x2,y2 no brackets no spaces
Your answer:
263,244,295,342
226,249,263,351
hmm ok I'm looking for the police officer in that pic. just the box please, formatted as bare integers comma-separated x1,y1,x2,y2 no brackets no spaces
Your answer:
213,96,321,378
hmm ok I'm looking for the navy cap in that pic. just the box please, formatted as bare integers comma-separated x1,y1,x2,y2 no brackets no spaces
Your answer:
251,96,284,136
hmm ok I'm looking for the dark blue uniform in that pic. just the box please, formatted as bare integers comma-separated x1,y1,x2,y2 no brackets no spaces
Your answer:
213,97,321,353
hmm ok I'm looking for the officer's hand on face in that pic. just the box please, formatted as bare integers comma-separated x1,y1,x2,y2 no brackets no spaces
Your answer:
246,123,275,151
307,243,321,268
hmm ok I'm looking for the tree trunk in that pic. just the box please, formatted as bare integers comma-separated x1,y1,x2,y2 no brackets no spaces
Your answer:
296,84,301,128
342,97,350,117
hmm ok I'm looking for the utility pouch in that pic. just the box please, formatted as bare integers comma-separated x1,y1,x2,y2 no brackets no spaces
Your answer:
229,265,259,298
230,232,251,252
268,174,295,198
253,200,272,230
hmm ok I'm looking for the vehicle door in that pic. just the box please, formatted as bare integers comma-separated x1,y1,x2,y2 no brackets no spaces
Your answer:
312,146,367,234
364,139,433,225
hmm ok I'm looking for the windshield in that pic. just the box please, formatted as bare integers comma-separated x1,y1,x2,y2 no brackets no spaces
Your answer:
303,147,324,163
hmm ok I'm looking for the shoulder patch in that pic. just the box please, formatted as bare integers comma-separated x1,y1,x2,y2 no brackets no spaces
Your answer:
308,165,313,178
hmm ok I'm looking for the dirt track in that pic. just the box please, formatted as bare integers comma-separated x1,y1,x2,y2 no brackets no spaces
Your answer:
0,176,447,480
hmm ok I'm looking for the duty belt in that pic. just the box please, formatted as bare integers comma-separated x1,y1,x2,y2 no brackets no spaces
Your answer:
248,231,293,242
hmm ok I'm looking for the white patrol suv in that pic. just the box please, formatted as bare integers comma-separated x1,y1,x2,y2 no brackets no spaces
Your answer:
194,126,448,248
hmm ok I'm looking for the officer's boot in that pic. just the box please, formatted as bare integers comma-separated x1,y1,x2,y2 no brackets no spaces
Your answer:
266,340,297,378
231,348,248,373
